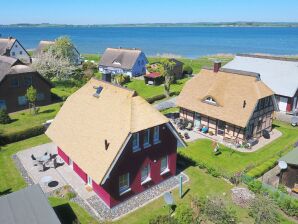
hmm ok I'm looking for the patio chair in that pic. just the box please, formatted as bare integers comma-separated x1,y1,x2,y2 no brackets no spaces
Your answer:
38,164,44,172
185,122,193,131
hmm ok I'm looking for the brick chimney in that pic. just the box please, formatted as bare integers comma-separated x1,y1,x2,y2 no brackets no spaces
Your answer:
213,61,222,73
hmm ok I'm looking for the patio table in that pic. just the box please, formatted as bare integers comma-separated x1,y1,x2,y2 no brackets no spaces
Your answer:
38,154,50,163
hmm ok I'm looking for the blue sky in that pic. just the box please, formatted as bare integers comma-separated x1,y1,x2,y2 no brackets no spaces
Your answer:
1,0,298,24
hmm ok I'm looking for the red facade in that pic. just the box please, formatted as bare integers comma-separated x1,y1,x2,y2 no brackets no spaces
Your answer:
57,124,178,208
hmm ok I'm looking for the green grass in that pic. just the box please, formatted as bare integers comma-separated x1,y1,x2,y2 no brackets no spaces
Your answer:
0,103,62,135
0,135,50,192
82,54,101,63
160,107,179,114
51,79,82,99
49,197,98,224
179,121,298,176
148,55,233,74
124,77,189,99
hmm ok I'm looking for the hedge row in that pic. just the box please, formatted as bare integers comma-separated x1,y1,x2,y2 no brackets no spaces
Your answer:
0,125,45,145
177,153,227,178
246,157,278,178
146,91,180,104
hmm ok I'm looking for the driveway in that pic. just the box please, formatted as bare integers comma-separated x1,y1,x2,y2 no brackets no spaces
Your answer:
154,97,177,111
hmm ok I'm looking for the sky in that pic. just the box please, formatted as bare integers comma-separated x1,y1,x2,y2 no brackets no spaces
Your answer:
1,0,298,25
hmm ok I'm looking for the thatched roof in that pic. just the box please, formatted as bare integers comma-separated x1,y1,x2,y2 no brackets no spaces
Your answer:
177,68,274,128
46,78,172,184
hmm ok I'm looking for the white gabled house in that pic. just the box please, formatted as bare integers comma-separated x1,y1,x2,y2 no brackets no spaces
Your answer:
0,37,31,64
98,47,148,77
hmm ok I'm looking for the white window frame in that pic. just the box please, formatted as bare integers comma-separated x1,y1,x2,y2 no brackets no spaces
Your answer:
205,97,217,105
87,175,92,186
119,173,130,195
153,126,160,144
69,158,73,169
132,133,140,152
141,164,151,184
143,129,151,148
160,156,170,175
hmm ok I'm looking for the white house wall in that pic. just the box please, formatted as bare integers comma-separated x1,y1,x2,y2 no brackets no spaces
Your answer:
10,40,31,64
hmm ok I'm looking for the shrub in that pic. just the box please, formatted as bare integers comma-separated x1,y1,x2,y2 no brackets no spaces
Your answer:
65,191,76,200
249,194,279,224
175,204,193,224
206,167,221,178
183,65,193,75
0,109,11,124
246,158,277,178
247,180,263,193
0,125,45,145
201,196,237,224
149,215,177,224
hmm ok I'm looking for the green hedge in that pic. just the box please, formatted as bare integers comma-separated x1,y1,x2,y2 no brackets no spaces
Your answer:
146,91,180,104
246,157,278,178
0,125,45,145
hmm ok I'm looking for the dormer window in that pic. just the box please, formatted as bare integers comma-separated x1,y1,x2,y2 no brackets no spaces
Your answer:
113,60,121,65
204,97,217,105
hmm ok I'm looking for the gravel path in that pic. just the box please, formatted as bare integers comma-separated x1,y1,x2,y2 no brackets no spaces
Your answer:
154,97,177,111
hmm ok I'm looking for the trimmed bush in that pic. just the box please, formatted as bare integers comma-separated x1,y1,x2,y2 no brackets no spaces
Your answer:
0,125,45,145
183,65,193,75
0,109,11,124
246,157,277,178
146,91,180,104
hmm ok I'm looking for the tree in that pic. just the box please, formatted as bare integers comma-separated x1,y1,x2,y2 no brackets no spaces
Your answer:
32,36,81,80
33,50,78,80
0,109,11,124
48,36,78,64
160,59,175,98
25,86,37,114
249,194,279,224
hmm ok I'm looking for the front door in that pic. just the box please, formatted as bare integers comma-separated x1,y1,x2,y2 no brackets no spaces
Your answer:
217,120,225,136
87,176,92,186
278,96,288,112
194,113,201,127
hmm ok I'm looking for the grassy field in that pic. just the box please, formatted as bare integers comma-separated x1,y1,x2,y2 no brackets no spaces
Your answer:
179,121,298,176
124,77,189,99
0,103,62,135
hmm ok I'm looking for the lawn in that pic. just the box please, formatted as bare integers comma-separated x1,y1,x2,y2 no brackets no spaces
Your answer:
124,77,189,99
51,79,82,99
82,54,101,63
148,55,233,74
0,103,62,135
179,121,298,177
0,135,99,224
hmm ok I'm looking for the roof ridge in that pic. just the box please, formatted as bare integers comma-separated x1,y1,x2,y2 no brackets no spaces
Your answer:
237,53,298,62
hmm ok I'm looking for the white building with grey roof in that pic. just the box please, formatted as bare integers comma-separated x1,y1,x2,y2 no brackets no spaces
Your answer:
0,37,31,64
98,47,148,77
223,54,298,113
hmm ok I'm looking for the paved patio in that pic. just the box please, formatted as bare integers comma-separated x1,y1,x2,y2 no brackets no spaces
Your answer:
15,143,189,221
171,120,282,152
16,143,96,200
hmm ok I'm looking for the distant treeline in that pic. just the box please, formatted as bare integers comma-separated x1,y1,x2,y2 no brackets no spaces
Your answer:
1,22,298,28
